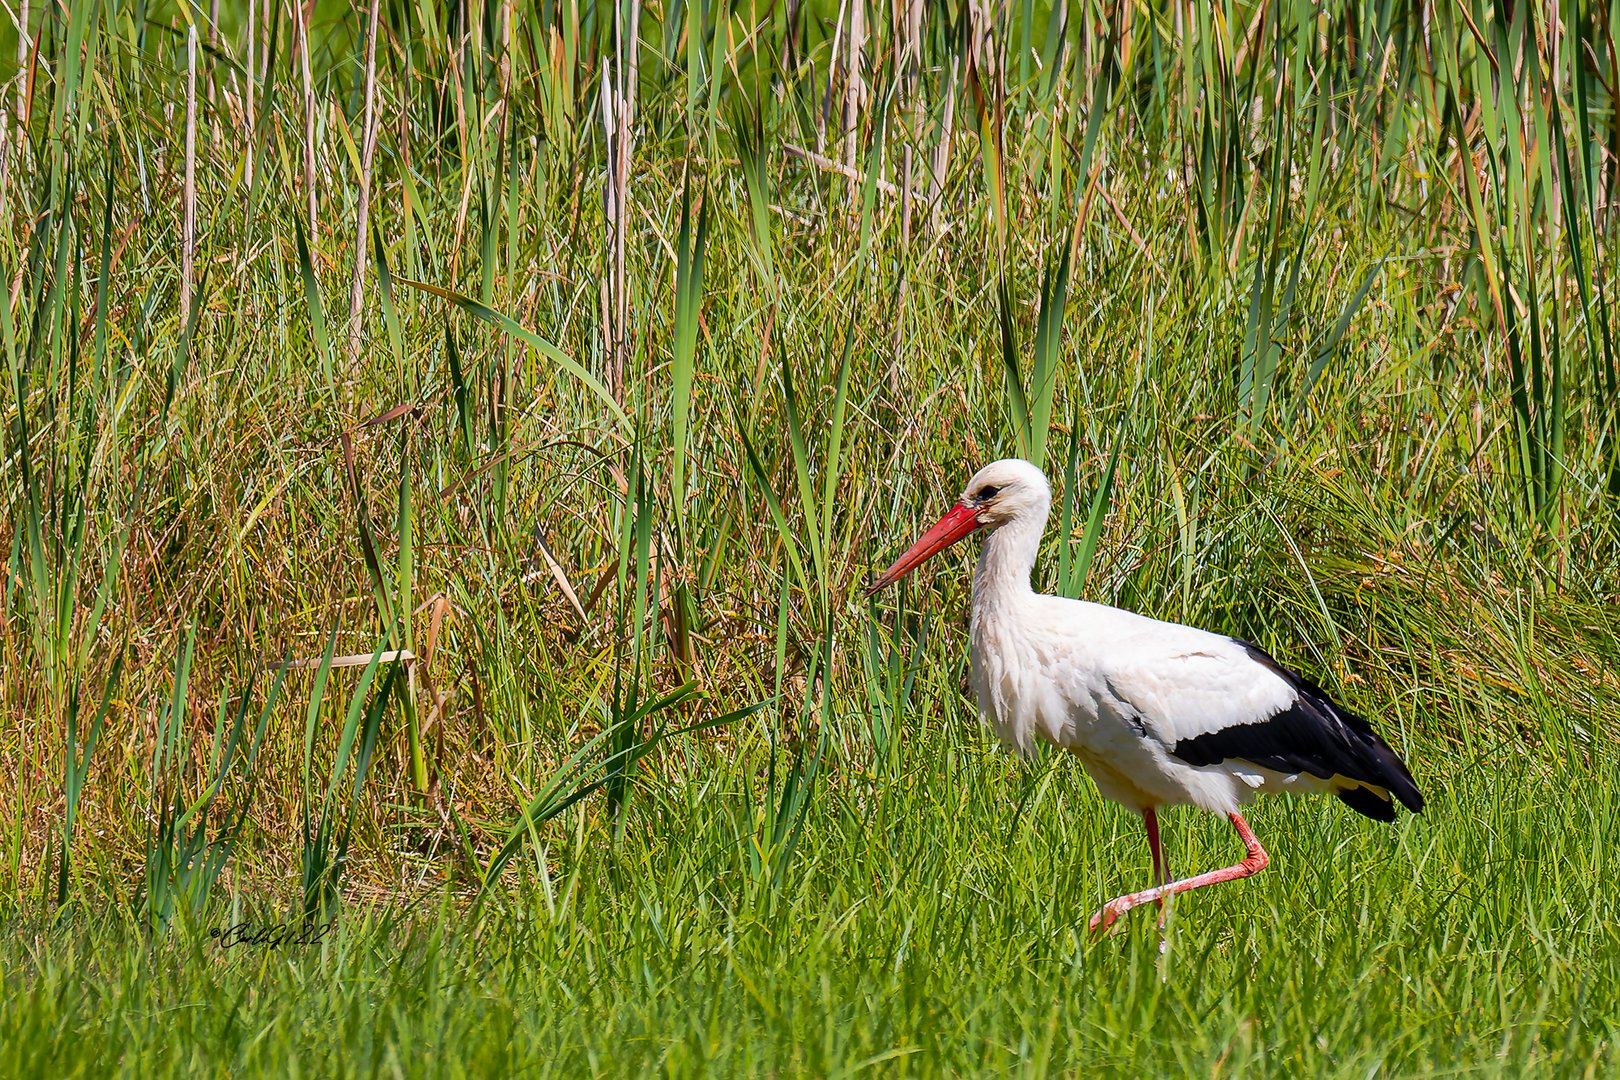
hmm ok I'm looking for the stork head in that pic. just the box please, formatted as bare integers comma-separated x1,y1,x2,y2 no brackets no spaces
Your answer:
957,458,1051,530
865,458,1050,595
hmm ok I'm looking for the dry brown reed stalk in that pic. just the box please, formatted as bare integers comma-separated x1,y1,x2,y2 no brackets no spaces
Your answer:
296,0,318,244
207,0,221,151
964,0,1005,254
182,25,197,318
348,0,382,366
0,0,18,198
447,46,471,268
0,7,11,194
499,0,514,112
893,0,923,381
14,0,25,129
896,0,922,250
492,0,514,185
245,0,256,192
927,53,957,239
783,143,898,197
817,2,838,154
840,0,866,171
603,0,641,403
3,2,27,310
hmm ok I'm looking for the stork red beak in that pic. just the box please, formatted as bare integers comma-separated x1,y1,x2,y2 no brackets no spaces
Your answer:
865,502,984,596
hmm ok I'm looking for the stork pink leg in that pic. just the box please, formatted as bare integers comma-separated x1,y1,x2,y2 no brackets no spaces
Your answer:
1143,808,1169,926
1089,812,1269,935
1144,808,1165,887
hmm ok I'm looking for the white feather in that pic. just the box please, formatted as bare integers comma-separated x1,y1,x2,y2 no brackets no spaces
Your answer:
956,459,1316,817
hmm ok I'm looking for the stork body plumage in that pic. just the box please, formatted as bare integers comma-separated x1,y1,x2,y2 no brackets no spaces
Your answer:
868,459,1423,933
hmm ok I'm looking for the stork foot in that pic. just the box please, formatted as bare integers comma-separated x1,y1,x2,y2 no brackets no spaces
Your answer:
1087,897,1133,936
1087,812,1269,939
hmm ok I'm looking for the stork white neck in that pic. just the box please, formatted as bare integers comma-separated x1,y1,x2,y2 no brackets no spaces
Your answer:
973,504,1046,610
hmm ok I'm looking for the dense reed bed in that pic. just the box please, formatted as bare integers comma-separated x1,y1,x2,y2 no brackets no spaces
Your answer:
3,1,1620,1073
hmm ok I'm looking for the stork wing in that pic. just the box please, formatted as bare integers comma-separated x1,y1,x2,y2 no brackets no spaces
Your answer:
1100,635,1423,814
1097,636,1295,748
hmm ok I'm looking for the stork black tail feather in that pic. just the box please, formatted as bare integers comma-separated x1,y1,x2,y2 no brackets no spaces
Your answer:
1336,784,1397,822
1342,717,1425,815
1237,642,1425,818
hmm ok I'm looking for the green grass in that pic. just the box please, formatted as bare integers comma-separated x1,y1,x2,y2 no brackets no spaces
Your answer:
6,748,1620,1075
4,0,1620,1074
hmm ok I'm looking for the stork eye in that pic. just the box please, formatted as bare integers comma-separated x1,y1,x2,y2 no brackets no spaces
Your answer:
976,485,1001,502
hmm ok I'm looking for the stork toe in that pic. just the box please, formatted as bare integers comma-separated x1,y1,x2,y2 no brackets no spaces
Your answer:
1087,898,1131,936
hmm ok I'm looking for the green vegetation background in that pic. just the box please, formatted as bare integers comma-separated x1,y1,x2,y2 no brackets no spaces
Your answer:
3,1,1619,1075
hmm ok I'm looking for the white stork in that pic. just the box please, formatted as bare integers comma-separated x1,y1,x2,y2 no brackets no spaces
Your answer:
867,459,1423,933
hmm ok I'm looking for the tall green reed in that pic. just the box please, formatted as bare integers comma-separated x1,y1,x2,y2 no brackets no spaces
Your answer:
297,630,401,923
9,0,1620,922
140,628,284,932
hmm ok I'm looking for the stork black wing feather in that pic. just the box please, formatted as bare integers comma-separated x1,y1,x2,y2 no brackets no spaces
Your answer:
1169,642,1424,818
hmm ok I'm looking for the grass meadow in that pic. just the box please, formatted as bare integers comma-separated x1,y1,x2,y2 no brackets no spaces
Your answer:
5,0,1620,1074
